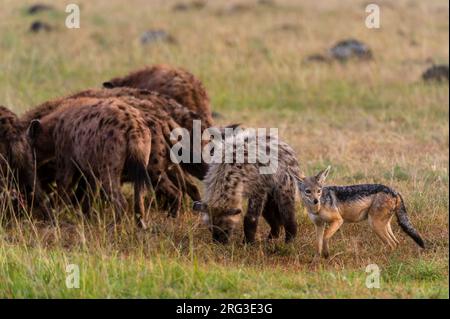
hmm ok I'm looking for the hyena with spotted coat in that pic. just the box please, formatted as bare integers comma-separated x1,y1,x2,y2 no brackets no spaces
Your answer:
21,89,204,216
68,87,210,179
0,106,50,219
193,129,300,244
27,97,151,228
102,64,214,127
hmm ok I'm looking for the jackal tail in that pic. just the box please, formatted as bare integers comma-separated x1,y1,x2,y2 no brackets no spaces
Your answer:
395,194,425,248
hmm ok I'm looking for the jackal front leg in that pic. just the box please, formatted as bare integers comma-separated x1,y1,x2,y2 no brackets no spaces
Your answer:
322,217,344,258
314,222,325,258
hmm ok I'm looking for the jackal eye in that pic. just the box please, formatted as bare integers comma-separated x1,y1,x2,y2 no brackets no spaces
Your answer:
305,189,311,194
317,188,322,194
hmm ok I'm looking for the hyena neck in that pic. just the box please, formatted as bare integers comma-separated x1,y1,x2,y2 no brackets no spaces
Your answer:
204,164,244,209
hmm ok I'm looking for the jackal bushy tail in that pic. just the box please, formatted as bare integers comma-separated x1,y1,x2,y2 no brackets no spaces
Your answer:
395,194,425,248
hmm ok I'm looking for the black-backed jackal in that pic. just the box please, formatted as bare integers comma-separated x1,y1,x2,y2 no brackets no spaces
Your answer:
295,166,425,258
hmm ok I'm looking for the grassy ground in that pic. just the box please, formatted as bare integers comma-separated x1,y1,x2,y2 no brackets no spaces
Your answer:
0,0,448,298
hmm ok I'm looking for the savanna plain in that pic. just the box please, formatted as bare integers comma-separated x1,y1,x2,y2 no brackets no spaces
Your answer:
0,0,448,298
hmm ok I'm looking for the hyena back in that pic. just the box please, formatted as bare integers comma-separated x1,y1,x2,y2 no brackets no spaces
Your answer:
102,64,214,127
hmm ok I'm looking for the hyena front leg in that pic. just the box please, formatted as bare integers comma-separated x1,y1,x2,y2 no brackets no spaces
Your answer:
55,158,77,208
151,171,182,217
276,192,298,243
262,193,282,240
244,194,267,243
167,166,201,202
75,173,97,218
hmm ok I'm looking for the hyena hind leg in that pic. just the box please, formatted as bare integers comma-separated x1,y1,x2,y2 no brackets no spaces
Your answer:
99,173,128,224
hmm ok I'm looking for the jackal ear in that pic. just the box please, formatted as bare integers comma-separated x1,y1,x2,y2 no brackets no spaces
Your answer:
226,208,241,216
102,81,115,89
27,119,42,141
316,166,331,184
193,201,207,212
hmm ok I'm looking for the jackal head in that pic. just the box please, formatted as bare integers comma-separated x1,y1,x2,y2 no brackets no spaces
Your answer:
192,201,241,244
295,166,331,213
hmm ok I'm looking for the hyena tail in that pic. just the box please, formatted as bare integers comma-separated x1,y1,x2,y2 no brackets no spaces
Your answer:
395,194,425,248
126,128,152,187
126,129,152,228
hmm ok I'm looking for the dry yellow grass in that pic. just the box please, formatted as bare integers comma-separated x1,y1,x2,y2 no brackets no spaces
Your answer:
0,0,448,298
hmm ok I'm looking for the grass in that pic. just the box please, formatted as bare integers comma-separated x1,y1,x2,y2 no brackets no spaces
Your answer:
0,0,448,298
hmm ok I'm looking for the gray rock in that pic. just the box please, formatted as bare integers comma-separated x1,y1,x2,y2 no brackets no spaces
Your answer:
422,65,449,82
329,39,372,61
140,30,176,45
28,3,54,15
29,20,53,33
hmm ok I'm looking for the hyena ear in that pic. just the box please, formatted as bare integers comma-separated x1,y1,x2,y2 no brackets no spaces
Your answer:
226,208,241,216
294,173,305,185
217,124,240,139
316,166,331,184
291,170,305,185
102,81,115,89
193,201,207,212
27,119,42,141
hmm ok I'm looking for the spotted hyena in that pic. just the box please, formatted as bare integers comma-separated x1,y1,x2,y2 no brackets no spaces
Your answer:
20,90,202,217
68,87,211,179
102,64,214,127
192,129,301,244
0,106,50,219
27,97,151,228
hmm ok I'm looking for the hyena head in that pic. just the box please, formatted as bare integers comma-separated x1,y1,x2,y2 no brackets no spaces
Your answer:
0,107,32,181
192,201,241,244
296,166,331,213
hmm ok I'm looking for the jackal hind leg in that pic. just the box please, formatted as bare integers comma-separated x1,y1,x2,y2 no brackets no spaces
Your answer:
368,210,397,250
386,215,399,247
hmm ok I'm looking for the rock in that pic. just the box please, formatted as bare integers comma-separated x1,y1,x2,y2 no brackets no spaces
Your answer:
27,3,54,15
217,3,252,15
329,39,372,61
304,54,330,63
140,30,177,45
29,20,53,33
172,1,206,12
422,65,449,82
258,0,276,6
